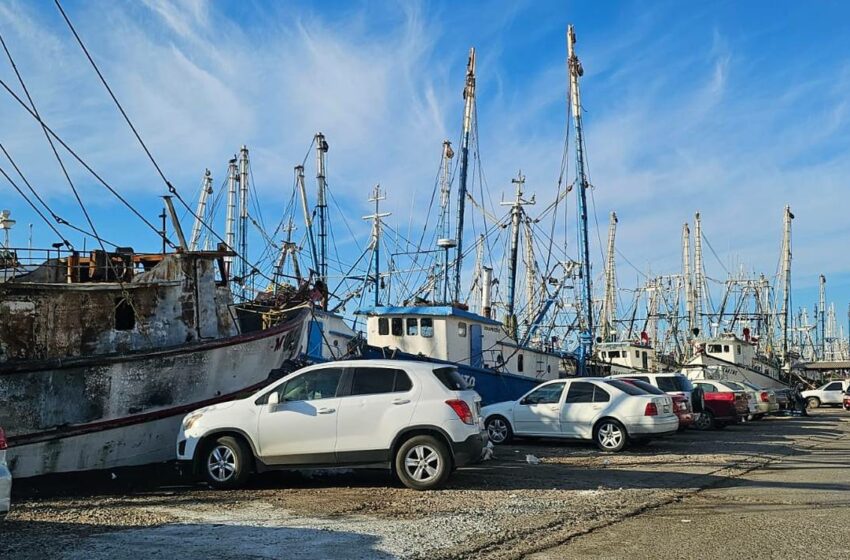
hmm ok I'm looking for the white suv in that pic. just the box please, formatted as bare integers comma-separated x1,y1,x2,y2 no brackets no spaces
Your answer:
177,360,486,490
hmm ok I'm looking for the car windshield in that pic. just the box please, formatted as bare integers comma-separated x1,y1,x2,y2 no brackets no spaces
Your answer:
605,379,649,395
655,375,694,393
621,378,665,395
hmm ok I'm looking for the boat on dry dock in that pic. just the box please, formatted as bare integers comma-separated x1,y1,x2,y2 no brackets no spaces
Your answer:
0,246,343,478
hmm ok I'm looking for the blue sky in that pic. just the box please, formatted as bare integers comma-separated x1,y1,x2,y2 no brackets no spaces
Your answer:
1,0,849,331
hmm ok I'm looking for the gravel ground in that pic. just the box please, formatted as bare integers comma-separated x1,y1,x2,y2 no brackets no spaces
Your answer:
2,409,846,559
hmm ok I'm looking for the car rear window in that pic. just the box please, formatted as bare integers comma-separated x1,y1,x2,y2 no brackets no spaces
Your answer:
622,379,665,395
656,375,693,392
605,379,649,395
432,367,468,391
719,381,743,391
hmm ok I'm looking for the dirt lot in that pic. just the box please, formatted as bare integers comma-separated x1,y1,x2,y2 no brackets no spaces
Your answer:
2,409,847,559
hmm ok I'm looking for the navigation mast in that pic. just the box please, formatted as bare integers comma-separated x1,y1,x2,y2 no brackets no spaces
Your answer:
501,171,534,339
600,211,618,342
567,25,594,375
315,133,329,309
224,157,238,279
452,48,476,303
189,169,213,251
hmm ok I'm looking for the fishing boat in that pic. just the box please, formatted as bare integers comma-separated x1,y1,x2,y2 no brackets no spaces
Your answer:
0,246,329,478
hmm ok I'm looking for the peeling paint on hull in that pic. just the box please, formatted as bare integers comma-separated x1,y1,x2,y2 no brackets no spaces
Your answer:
3,310,308,479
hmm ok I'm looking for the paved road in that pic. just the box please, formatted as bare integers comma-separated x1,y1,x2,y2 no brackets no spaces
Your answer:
532,409,850,560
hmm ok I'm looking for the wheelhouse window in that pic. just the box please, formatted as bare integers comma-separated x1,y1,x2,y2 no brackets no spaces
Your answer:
635,350,639,358
391,318,403,336
723,345,730,352
378,318,389,335
458,322,467,337
708,344,723,353
517,354,524,372
420,318,434,338
736,345,741,353
406,318,418,336
608,350,620,358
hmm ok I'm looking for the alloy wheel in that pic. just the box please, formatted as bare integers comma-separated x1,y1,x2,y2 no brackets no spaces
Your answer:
487,418,509,443
403,444,441,483
207,444,238,483
597,422,623,450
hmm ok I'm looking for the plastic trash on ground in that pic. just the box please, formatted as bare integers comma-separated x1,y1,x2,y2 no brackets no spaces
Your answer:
525,454,540,465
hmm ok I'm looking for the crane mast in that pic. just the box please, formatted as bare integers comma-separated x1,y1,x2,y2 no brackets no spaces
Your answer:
452,48,476,303
501,172,534,339
818,274,826,360
567,24,594,375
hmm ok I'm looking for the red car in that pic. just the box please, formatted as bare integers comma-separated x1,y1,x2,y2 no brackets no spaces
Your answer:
692,380,749,430
843,392,849,411
619,379,692,429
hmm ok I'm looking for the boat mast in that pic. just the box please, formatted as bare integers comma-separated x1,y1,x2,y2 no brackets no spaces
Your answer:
524,218,538,330
501,172,533,339
238,146,250,298
682,222,694,341
452,48,476,303
315,133,329,309
363,185,390,307
818,274,826,360
224,157,238,279
437,140,456,303
296,165,320,277
600,211,618,342
567,25,594,375
189,169,213,251
780,205,794,364
693,211,704,336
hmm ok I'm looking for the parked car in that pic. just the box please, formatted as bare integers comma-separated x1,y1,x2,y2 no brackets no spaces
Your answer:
691,380,749,430
739,381,779,416
177,360,486,491
482,378,678,452
802,380,850,409
718,381,762,419
774,388,792,411
614,378,694,429
843,391,850,411
0,427,10,519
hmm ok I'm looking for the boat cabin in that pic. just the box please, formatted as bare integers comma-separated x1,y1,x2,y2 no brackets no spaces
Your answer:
595,341,658,372
356,306,561,380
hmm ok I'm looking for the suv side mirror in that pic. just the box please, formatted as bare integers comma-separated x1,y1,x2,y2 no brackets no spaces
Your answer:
267,392,279,410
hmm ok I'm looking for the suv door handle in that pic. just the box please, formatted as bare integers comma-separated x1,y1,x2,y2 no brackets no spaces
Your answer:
317,407,336,414
392,398,411,405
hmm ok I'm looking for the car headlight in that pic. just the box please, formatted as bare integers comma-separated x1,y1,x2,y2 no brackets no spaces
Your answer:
182,412,203,431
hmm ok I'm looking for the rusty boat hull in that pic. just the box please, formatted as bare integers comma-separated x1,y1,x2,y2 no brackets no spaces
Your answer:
2,309,308,479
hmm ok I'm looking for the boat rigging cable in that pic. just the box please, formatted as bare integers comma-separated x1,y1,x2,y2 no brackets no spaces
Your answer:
53,0,278,289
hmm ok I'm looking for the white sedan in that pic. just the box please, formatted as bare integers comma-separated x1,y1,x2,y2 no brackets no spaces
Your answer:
482,378,679,452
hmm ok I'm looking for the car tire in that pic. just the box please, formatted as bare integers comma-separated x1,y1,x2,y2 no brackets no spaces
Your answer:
694,410,715,431
395,435,452,491
806,397,820,409
594,419,627,453
485,416,513,445
202,435,252,489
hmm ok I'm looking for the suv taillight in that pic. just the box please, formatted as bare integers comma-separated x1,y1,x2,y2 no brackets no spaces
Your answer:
760,391,769,403
644,402,658,416
0,428,7,450
446,400,474,425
